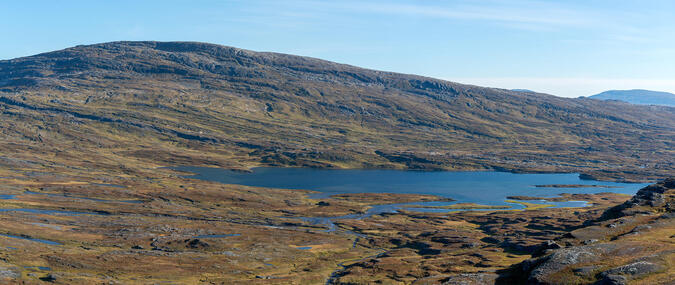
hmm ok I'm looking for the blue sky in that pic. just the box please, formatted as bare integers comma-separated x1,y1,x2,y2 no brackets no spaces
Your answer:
2,0,674,97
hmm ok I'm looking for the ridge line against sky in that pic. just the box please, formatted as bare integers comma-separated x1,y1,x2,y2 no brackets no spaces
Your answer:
1,0,674,97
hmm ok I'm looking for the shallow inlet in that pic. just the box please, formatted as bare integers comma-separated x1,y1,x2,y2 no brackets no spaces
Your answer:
23,190,143,204
0,208,108,216
194,234,241,238
0,234,62,245
24,266,51,271
91,183,126,188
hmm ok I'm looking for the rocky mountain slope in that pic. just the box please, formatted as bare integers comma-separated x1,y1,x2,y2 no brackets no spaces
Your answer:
0,41,673,181
514,178,674,284
589,89,675,107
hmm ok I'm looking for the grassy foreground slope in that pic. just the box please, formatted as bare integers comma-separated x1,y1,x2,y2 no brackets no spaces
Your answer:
0,41,673,181
510,178,675,284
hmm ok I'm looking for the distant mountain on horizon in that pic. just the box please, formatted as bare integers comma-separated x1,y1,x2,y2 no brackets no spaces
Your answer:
589,89,675,107
510,89,536,93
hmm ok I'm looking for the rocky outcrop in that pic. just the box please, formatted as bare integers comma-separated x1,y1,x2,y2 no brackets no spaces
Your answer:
523,243,617,283
0,266,20,280
513,179,674,284
441,273,499,284
599,261,664,280
601,178,674,220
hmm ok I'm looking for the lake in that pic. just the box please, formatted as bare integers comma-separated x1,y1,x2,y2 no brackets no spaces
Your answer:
172,166,647,208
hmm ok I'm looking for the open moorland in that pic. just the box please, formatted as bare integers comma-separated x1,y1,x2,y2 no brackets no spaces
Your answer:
0,164,671,284
0,42,673,284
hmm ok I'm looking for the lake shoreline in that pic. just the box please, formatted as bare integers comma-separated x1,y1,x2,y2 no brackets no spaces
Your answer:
170,166,647,214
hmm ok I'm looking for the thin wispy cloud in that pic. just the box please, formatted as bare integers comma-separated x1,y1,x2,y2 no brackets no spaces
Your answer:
307,1,670,41
355,1,590,27
288,0,597,28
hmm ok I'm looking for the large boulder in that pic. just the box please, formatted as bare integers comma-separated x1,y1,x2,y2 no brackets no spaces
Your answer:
599,261,664,279
525,243,615,283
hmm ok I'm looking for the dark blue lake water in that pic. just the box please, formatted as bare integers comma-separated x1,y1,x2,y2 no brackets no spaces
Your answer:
173,167,647,207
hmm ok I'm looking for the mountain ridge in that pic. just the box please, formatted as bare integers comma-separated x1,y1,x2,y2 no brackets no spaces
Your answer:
0,41,673,182
0,41,568,101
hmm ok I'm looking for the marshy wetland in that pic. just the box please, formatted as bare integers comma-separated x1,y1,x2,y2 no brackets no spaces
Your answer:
0,165,659,284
